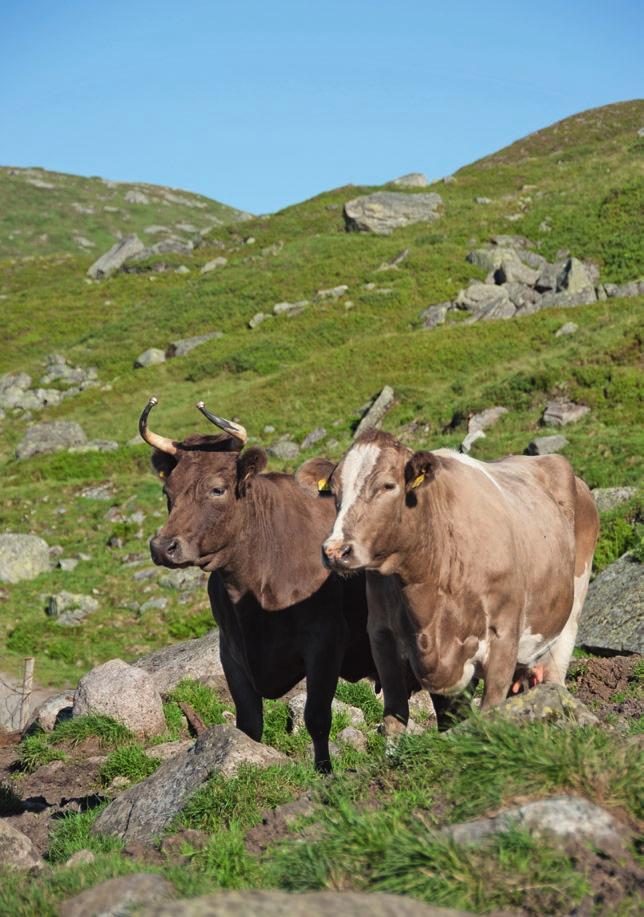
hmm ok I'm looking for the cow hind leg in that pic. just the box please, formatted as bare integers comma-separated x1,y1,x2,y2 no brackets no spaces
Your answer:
541,561,591,685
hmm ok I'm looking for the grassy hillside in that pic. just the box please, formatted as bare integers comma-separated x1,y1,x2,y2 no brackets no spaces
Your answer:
0,99,642,685
0,166,250,259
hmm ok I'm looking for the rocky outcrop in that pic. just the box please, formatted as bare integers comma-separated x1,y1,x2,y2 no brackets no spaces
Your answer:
73,659,166,737
0,820,44,871
134,630,229,698
268,438,300,461
577,553,643,654
524,434,569,456
344,191,443,235
60,873,175,917
16,421,87,459
92,725,286,843
391,172,428,188
87,234,146,279
591,486,637,512
0,533,50,583
481,683,599,728
354,385,395,437
140,891,469,917
443,796,625,854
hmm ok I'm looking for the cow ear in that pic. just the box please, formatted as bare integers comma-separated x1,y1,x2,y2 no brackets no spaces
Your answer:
404,451,440,492
151,450,178,480
295,457,335,497
236,447,267,495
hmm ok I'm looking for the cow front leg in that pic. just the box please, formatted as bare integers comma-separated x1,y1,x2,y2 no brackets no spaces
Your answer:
481,644,518,710
369,626,410,736
304,645,343,773
219,639,263,741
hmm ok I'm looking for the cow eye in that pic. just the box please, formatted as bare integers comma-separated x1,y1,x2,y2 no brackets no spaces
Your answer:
383,482,397,491
211,486,226,497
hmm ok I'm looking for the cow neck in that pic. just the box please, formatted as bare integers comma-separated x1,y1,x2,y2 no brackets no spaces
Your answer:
396,473,455,590
219,474,331,611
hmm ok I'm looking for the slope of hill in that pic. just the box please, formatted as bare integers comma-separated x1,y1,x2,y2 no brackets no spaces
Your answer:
0,100,642,917
0,99,642,683
0,166,251,258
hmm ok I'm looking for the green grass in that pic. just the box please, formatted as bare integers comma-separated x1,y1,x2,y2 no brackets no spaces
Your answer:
99,744,161,786
17,715,134,772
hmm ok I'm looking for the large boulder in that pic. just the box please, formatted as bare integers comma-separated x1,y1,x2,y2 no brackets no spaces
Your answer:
557,257,596,294
87,234,146,280
467,406,508,434
454,282,513,315
524,434,569,456
419,302,451,329
45,591,99,626
391,172,428,188
134,630,229,698
344,191,443,235
542,400,590,427
0,821,44,871
0,533,50,583
591,486,637,512
92,725,286,843
443,796,625,854
577,553,643,654
141,891,471,917
480,684,598,728
16,421,87,459
134,347,166,369
73,659,166,737
60,873,175,917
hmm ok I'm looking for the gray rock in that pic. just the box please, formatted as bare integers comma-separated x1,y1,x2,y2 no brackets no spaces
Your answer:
45,591,98,626
41,354,98,387
460,430,486,454
135,630,229,698
504,282,541,311
0,371,32,409
391,172,428,188
316,285,348,300
200,257,227,274
60,873,175,917
140,891,466,917
74,659,166,737
465,247,514,273
144,225,171,235
474,196,491,205
344,191,443,235
376,248,410,272
482,683,598,728
535,259,567,292
455,282,513,315
140,597,169,613
0,534,50,583
542,400,590,427
591,486,637,512
468,406,508,434
87,234,146,279
143,237,194,257
494,252,540,286
124,189,150,204
524,435,569,456
354,385,395,437
442,174,456,184
93,725,286,842
0,820,44,871
419,302,451,329
538,287,597,309
273,300,309,317
64,848,96,868
301,427,327,450
58,558,79,572
149,739,195,762
490,234,532,249
268,439,300,461
158,567,207,591
603,279,644,298
444,796,624,853
248,312,269,329
134,347,166,369
16,421,87,459
27,691,75,732
175,265,190,275
337,726,367,751
468,297,516,322
517,249,547,271
555,321,578,337
69,439,119,454
557,257,595,294
166,331,223,359
576,553,643,654
288,692,365,732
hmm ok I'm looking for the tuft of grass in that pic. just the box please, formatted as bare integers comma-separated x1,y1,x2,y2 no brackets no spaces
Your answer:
335,679,384,726
50,714,133,748
164,679,231,730
180,762,312,832
184,826,262,889
99,745,161,786
47,806,123,864
18,732,67,772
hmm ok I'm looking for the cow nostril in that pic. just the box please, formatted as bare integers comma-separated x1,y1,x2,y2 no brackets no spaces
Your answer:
166,539,179,555
340,544,352,558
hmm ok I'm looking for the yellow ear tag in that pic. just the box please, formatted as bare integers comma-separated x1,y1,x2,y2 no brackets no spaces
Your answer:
410,473,425,489
158,470,166,479
318,478,331,493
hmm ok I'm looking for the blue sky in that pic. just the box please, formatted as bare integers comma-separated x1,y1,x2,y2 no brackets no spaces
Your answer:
1,1,642,214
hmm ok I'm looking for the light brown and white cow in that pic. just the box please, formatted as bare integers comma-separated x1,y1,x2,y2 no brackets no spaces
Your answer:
322,429,599,732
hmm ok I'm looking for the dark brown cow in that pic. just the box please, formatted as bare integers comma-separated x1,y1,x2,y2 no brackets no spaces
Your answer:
140,398,374,770
322,429,599,733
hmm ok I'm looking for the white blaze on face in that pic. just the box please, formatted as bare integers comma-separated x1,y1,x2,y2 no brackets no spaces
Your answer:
329,443,381,544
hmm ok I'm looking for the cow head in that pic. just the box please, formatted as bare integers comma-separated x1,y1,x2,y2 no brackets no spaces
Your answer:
140,398,267,570
322,428,440,574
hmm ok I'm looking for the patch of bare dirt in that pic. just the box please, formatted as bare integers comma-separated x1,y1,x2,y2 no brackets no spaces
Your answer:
562,845,644,917
245,792,317,854
567,655,643,730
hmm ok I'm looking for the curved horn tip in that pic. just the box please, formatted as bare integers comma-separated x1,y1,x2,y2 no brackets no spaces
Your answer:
195,400,205,409
149,395,158,406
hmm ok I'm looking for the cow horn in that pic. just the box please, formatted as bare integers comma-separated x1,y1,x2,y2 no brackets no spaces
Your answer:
139,397,178,455
195,401,248,445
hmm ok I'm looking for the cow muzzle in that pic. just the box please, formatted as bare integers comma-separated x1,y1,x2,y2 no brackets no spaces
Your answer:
322,538,356,570
149,534,193,567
